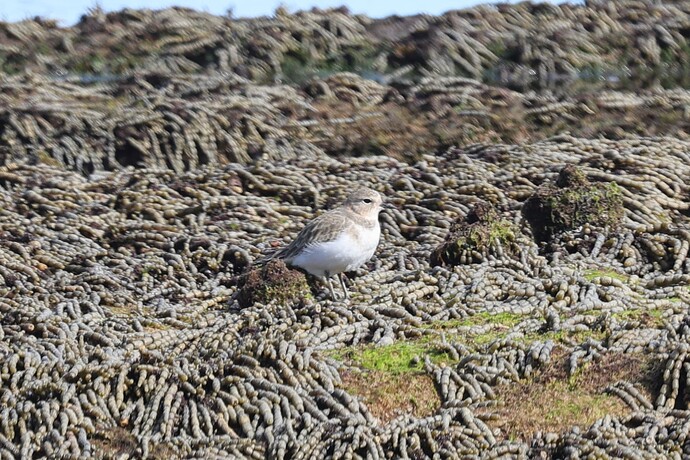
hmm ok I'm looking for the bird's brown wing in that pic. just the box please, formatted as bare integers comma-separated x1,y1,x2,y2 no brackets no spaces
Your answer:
274,210,350,262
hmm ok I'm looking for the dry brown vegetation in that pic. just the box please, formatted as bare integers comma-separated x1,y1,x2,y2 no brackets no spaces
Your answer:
91,427,177,459
483,348,661,440
341,370,441,423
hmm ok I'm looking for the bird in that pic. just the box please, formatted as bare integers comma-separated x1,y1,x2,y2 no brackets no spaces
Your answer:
270,187,384,300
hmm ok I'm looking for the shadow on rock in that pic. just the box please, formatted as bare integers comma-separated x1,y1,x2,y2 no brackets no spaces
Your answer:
522,164,624,242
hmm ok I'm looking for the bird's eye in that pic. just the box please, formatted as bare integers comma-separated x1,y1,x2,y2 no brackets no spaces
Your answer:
363,198,372,204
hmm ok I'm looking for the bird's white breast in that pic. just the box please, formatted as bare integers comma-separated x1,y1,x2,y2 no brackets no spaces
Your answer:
290,221,380,277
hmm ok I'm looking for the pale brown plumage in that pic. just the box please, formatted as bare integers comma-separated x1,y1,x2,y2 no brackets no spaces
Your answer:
266,187,384,300
273,209,352,262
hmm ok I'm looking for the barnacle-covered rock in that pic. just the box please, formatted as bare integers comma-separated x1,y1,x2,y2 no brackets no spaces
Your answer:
430,202,517,266
237,259,312,307
5,1,690,91
0,136,688,457
6,3,690,458
522,164,624,242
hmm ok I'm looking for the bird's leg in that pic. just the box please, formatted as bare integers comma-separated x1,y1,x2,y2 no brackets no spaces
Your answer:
324,271,338,300
338,273,349,300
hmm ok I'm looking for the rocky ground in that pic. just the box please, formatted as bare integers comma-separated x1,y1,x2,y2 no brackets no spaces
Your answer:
2,1,690,459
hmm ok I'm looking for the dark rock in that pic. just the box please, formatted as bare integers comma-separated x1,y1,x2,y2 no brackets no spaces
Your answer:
430,202,516,267
522,164,624,242
237,259,312,308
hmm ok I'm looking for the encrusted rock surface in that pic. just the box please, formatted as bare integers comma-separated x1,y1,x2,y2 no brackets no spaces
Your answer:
2,1,690,458
522,164,624,242
1,135,690,457
236,259,312,308
4,1,690,171
2,1,690,90
430,202,518,266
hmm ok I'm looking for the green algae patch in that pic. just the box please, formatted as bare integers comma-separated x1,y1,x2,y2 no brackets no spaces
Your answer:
579,306,665,328
330,313,609,375
462,311,523,327
612,308,665,327
537,329,607,345
419,312,525,348
427,311,524,330
583,269,629,283
419,312,606,349
522,164,624,242
431,202,518,266
486,324,608,348
467,328,607,348
329,338,458,373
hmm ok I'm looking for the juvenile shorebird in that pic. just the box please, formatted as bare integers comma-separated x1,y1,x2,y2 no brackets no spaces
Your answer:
272,188,384,300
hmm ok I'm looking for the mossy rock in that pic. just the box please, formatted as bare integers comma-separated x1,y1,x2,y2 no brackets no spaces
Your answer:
522,164,624,242
237,259,312,307
430,202,516,266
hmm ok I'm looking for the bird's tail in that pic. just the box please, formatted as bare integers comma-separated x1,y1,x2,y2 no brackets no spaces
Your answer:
252,247,283,268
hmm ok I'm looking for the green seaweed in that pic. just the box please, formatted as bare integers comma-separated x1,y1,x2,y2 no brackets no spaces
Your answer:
329,338,456,373
331,312,608,372
425,311,523,329
583,269,629,283
612,308,664,327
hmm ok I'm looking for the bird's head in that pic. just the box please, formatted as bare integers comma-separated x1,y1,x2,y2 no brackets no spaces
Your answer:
343,188,384,219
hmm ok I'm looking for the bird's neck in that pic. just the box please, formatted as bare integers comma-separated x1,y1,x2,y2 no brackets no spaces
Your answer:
345,209,379,229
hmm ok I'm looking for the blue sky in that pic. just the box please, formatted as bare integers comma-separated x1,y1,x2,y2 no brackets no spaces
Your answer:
1,0,572,26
